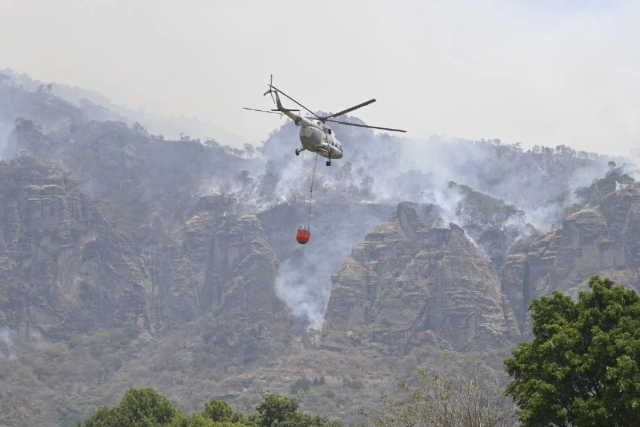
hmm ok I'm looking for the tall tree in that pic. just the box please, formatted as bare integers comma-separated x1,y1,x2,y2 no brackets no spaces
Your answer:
201,399,246,424
244,143,255,158
83,387,180,427
237,170,253,191
505,276,640,427
249,394,339,427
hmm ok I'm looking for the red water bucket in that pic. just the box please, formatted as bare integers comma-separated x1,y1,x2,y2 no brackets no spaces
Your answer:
296,228,311,244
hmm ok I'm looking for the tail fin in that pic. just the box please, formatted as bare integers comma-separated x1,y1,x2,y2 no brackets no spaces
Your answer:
263,74,285,111
274,91,284,111
270,91,299,113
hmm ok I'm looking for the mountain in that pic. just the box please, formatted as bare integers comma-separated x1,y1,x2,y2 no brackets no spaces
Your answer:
0,69,250,148
0,73,637,426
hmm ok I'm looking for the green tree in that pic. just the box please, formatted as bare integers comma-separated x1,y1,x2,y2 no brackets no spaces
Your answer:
171,413,248,427
83,407,119,427
249,394,339,427
202,399,246,424
171,414,217,427
505,276,640,427
250,395,298,427
83,387,181,427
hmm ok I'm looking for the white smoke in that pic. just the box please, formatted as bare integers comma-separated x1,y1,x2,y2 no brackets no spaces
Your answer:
0,326,17,360
217,118,627,332
275,256,328,331
274,202,386,332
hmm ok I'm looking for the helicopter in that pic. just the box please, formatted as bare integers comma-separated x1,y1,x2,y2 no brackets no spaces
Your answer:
243,76,406,166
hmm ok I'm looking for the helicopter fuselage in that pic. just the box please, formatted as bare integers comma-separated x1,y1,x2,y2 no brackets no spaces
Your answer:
283,109,343,160
298,119,343,160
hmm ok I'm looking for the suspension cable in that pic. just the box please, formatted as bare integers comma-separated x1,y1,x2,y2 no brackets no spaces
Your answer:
306,154,319,231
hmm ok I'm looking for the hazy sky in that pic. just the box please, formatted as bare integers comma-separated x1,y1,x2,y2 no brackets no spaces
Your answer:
1,0,639,155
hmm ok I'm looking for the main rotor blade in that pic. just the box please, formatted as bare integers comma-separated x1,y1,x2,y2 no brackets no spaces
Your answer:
323,99,376,120
325,119,406,133
243,107,281,115
270,85,321,120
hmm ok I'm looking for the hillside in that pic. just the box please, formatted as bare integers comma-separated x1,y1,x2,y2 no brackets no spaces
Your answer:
0,73,638,426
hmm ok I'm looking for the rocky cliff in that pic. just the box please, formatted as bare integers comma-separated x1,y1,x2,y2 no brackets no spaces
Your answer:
502,186,640,334
0,156,293,352
158,195,293,359
323,202,519,352
0,157,153,340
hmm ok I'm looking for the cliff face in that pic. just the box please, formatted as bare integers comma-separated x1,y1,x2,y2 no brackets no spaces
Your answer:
323,202,518,352
0,157,153,339
185,196,288,320
153,195,292,360
5,119,249,244
0,158,293,351
502,187,640,334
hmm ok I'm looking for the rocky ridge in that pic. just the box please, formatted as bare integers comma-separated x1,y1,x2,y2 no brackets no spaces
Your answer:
323,202,518,352
502,186,640,334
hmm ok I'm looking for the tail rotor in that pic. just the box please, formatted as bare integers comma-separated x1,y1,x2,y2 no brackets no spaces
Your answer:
243,74,304,119
263,74,275,104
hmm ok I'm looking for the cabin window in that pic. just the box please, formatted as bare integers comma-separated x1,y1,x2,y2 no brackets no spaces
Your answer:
328,129,332,134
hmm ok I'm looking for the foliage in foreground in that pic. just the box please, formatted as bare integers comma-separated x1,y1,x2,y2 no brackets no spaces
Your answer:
505,276,640,427
81,388,340,427
361,355,516,427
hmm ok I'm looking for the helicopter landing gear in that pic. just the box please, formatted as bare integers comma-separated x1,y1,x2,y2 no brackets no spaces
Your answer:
295,147,306,156
326,160,332,167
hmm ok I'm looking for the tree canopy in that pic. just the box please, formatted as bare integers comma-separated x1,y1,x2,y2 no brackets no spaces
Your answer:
249,394,340,427
504,276,640,427
81,389,339,427
83,387,180,427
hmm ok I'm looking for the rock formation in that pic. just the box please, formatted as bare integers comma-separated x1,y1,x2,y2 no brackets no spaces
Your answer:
502,187,640,334
154,195,293,361
0,157,153,339
0,157,294,354
323,202,519,351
